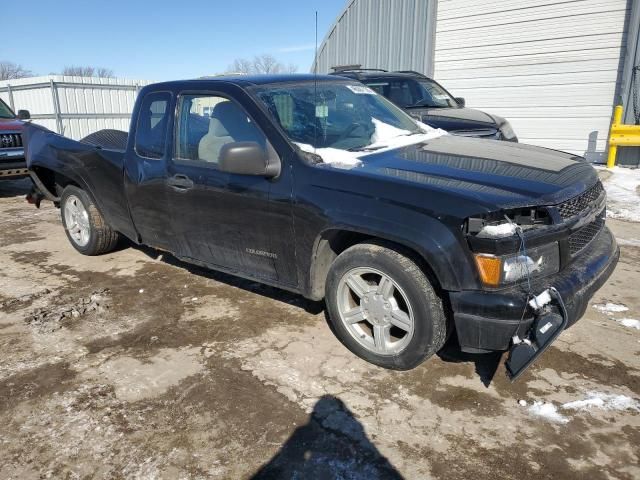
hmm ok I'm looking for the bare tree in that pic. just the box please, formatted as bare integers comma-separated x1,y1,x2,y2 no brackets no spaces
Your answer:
226,54,298,75
62,66,114,78
0,61,33,80
96,67,115,78
227,58,254,75
253,54,281,74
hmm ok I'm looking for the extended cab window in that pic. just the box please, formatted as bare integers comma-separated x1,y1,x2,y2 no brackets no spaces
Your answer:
175,94,266,164
135,92,171,159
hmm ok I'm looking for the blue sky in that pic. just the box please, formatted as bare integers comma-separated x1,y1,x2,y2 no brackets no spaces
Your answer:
3,0,346,80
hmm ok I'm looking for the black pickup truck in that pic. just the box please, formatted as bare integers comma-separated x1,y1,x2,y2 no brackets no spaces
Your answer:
24,75,619,379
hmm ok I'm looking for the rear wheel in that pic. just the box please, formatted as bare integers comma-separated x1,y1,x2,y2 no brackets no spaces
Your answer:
325,241,447,370
60,185,119,255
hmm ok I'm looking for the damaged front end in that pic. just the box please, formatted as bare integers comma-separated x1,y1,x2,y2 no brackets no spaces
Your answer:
456,189,618,381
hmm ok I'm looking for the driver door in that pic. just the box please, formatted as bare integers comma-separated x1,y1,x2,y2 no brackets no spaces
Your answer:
166,90,296,285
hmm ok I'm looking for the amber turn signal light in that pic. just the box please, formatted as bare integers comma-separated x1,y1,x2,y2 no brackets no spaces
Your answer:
474,254,502,287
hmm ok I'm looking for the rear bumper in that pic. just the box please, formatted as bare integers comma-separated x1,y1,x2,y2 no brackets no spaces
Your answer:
449,226,619,353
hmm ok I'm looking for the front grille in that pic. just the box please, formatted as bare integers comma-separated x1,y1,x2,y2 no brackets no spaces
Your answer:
557,181,604,219
569,213,605,255
0,133,23,149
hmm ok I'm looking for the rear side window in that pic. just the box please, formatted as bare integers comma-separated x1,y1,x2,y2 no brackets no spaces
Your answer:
135,92,171,159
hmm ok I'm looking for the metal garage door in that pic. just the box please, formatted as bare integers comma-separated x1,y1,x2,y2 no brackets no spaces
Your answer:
433,0,630,161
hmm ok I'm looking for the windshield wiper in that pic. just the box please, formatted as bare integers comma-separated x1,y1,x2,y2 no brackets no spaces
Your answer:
348,145,386,152
406,102,441,108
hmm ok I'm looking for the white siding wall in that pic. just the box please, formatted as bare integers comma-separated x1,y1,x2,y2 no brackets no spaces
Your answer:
434,0,630,160
0,76,154,140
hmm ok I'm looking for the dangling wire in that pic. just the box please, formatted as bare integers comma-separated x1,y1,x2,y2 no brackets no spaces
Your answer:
504,215,534,328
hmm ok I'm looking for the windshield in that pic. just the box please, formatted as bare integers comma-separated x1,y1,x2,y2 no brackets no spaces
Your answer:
364,78,459,109
0,99,15,119
252,81,423,151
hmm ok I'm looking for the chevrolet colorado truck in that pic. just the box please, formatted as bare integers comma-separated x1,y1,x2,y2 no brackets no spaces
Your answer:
24,75,619,379
0,97,30,179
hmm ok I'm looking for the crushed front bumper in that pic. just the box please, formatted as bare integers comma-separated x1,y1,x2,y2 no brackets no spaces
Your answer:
449,226,619,353
0,149,28,178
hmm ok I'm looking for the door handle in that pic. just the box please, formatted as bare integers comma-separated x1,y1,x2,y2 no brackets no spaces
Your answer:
167,174,194,191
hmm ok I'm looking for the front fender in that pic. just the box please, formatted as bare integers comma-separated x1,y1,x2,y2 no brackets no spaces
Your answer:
308,203,476,295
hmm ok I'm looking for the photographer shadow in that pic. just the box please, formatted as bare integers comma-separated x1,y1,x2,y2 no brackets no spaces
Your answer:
251,395,404,479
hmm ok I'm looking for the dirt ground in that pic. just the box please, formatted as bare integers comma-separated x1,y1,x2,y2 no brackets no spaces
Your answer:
0,177,638,480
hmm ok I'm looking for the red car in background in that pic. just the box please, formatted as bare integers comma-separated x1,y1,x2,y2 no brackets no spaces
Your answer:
0,97,30,179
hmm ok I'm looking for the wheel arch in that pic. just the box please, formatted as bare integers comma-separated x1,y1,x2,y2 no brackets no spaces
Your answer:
308,226,460,301
30,166,92,202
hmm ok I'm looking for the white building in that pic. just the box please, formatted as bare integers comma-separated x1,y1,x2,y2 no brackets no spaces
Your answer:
0,76,153,140
315,0,640,165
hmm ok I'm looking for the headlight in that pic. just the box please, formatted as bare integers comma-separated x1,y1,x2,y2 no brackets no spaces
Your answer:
499,121,516,140
474,242,560,287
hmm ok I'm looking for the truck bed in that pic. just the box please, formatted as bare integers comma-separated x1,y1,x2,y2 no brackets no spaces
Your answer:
24,123,137,240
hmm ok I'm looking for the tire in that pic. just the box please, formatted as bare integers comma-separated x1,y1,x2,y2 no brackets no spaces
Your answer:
80,129,128,150
325,241,447,370
60,185,120,256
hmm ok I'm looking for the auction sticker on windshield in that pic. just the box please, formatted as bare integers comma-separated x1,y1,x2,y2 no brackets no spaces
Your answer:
346,85,376,95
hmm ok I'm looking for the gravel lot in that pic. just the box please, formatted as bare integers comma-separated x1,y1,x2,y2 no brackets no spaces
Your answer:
1,176,639,480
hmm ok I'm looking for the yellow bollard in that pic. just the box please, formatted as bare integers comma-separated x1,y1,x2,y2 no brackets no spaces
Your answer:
607,105,640,168
607,105,623,168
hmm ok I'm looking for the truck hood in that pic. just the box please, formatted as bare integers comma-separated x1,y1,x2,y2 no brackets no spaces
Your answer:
0,118,24,131
406,107,498,132
357,135,598,210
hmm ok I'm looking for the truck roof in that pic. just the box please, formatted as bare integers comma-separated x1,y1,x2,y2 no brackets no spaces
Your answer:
150,74,344,90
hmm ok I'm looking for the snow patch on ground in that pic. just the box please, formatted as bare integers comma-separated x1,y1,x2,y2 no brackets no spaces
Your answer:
528,401,569,424
593,302,629,315
563,392,640,412
526,392,640,424
617,237,640,247
600,166,640,222
618,318,640,330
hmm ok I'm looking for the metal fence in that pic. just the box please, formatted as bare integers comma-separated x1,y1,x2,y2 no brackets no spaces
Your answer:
0,75,154,140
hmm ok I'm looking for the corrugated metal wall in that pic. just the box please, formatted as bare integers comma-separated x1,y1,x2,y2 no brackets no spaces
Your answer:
313,0,437,75
617,0,639,166
0,76,153,140
433,0,630,160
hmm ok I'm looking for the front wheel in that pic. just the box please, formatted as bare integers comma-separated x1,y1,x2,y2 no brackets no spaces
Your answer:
60,185,119,256
325,241,447,370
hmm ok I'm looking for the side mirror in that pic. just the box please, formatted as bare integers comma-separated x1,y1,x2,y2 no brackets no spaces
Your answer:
454,97,465,107
218,141,280,178
17,110,31,120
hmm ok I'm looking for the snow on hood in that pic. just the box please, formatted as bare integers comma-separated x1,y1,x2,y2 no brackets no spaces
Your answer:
295,118,447,169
